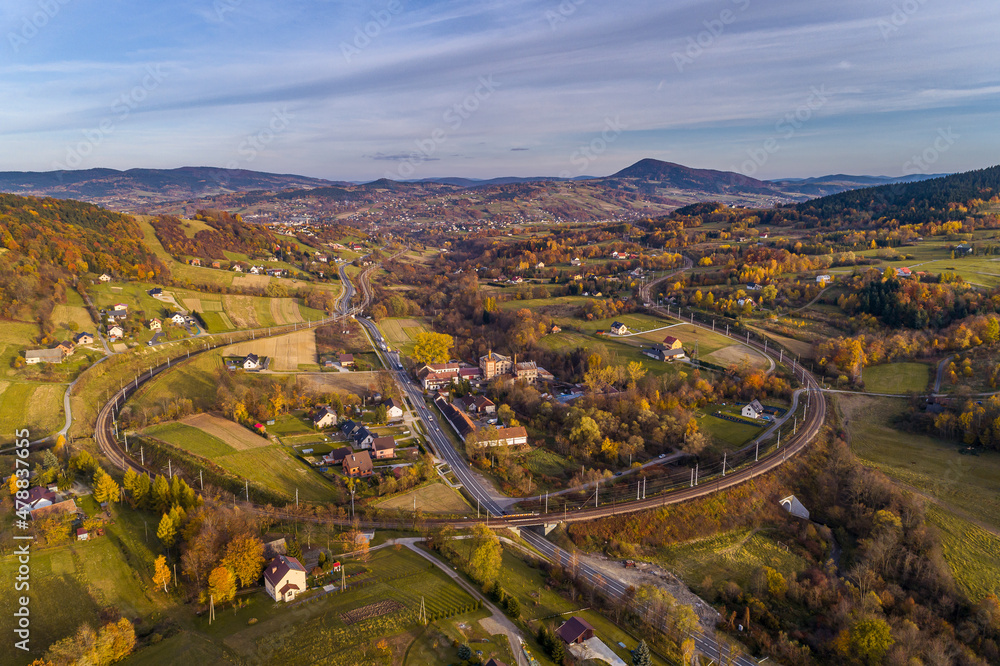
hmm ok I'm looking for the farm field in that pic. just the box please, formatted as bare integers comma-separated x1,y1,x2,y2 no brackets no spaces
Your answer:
496,294,595,312
928,506,1000,601
379,317,431,357
198,310,234,332
213,445,337,501
703,344,770,370
654,528,810,593
180,412,271,450
130,351,224,414
299,371,381,397
840,395,1000,533
632,323,734,356
375,481,471,514
697,403,767,449
269,297,305,325
223,328,317,371
143,420,236,457
0,381,66,443
862,362,932,394
537,330,685,378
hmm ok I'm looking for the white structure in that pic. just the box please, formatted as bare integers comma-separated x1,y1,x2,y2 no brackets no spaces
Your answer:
263,555,307,602
742,400,764,419
312,406,337,429
242,353,261,370
170,313,186,325
108,325,124,339
384,399,403,420
780,495,810,520
25,349,64,365
816,275,832,285
99,274,111,282
610,322,629,336
148,318,162,331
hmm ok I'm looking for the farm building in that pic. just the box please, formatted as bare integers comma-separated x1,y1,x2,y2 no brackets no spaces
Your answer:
26,348,65,365
556,616,595,645
264,555,307,602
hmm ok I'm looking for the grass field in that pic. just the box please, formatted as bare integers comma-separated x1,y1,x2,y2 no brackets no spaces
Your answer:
655,528,809,593
0,507,166,666
698,404,766,449
214,445,337,501
198,310,234,332
862,362,932,394
493,549,669,666
376,482,471,514
840,394,1000,538
223,328,317,372
180,412,271,450
379,318,431,358
537,331,685,379
130,352,223,414
270,297,305,325
0,381,66,443
633,323,734,356
143,421,236,458
928,506,1000,601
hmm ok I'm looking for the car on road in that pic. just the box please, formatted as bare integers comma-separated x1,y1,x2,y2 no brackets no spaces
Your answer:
658,454,666,458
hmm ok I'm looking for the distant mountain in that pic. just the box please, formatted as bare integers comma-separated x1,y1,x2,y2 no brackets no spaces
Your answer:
405,175,593,188
769,172,951,197
795,165,1000,226
0,167,339,205
601,159,785,196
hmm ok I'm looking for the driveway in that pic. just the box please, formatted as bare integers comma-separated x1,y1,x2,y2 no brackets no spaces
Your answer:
570,637,627,666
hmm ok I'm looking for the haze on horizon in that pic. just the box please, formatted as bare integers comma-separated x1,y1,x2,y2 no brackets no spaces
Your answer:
1,0,997,182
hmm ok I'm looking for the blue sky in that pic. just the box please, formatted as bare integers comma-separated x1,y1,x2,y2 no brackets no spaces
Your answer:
1,0,997,181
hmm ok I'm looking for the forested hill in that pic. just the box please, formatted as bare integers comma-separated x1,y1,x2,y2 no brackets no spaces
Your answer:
0,194,165,319
151,211,278,261
795,164,1000,226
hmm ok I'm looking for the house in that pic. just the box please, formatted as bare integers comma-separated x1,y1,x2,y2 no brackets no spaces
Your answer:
662,335,683,350
571,258,582,266
25,348,65,365
339,353,354,367
897,266,913,277
170,313,186,325
232,264,244,272
25,486,55,512
372,436,396,460
435,397,477,439
418,367,460,390
816,274,832,286
354,427,376,449
110,304,128,319
514,361,538,384
108,325,124,340
148,287,163,297
264,555,307,602
384,399,403,420
322,447,353,466
643,345,686,362
343,451,374,477
610,321,629,336
556,616,596,645
99,273,111,282
742,400,764,419
535,262,545,269
955,243,973,256
550,325,562,334
242,353,262,370
746,283,763,291
211,261,222,269
484,659,509,666
480,351,512,380
190,258,201,266
56,340,75,357
478,426,528,447
30,498,78,521
148,318,162,331
74,332,94,345
76,528,90,541
737,298,756,309
312,406,338,429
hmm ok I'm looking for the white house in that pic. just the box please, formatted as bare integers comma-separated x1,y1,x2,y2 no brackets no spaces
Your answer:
148,319,162,331
108,325,124,339
99,274,111,282
737,298,756,309
742,400,764,419
312,406,338,429
816,275,832,286
384,399,404,420
263,555,307,602
571,258,582,266
242,353,261,370
610,321,629,336
170,313,186,325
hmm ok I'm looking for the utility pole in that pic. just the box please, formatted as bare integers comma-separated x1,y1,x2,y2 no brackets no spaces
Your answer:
755,441,759,461
695,463,699,485
168,459,172,478
643,477,646,499
199,470,203,491
245,480,249,502
140,446,144,466
722,452,727,476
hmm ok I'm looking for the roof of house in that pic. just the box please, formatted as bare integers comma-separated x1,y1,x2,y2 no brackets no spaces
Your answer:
344,451,374,473
244,353,260,364
484,659,509,666
663,335,681,346
515,361,537,371
31,498,78,519
611,321,626,328
372,436,395,451
353,426,373,442
75,332,94,341
263,555,306,587
746,399,764,412
325,447,353,463
27,486,55,504
384,398,400,410
556,616,596,644
26,349,65,362
313,406,336,423
339,353,354,362
474,396,495,409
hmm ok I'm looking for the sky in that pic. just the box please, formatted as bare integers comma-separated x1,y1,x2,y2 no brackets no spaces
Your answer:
0,0,998,181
